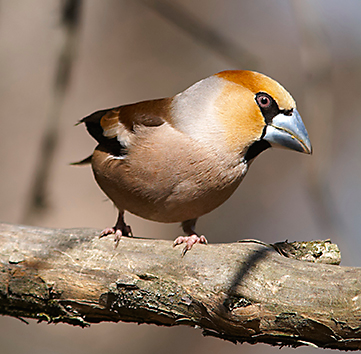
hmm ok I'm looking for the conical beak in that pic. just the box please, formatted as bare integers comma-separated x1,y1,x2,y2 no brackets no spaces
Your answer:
263,109,312,154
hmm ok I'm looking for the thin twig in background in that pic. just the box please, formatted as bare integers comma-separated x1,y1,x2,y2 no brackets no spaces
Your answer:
140,0,257,69
22,0,82,224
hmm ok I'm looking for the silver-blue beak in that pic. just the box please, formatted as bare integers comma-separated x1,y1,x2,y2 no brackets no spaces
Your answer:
263,109,312,154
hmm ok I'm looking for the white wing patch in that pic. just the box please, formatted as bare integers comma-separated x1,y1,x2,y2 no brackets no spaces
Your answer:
100,109,133,148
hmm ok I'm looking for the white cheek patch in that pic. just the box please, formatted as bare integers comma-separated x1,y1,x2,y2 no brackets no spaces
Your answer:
171,76,227,149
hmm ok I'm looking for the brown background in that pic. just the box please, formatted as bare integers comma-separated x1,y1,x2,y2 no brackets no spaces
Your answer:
1,1,361,353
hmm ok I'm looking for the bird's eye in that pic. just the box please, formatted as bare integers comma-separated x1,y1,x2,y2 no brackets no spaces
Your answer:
256,94,271,108
255,92,279,124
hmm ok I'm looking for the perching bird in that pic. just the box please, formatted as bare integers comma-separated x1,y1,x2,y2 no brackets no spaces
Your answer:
78,70,312,255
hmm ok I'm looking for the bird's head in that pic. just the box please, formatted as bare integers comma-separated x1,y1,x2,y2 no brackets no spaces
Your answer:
214,70,312,161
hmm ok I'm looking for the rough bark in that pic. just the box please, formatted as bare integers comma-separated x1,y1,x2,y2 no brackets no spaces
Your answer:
0,222,360,350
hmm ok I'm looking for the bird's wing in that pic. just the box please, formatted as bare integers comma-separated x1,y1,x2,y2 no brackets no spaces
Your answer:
80,98,172,156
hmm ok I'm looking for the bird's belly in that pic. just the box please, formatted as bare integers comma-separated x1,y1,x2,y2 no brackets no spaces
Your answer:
91,129,247,223
94,165,243,223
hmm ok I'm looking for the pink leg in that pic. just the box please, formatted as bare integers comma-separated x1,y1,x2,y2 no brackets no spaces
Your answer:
173,219,208,256
99,211,132,248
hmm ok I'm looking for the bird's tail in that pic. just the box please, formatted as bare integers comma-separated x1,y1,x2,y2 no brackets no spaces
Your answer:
70,155,93,166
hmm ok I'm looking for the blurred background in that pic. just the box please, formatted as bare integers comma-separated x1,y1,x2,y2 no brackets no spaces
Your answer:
1,0,361,353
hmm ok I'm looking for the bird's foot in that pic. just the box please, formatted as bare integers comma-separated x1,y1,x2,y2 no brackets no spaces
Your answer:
173,234,208,256
99,224,133,248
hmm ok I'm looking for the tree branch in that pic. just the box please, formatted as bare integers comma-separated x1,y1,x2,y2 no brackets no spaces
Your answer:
0,222,360,350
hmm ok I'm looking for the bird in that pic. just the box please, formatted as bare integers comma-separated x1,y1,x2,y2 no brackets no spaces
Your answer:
77,70,312,255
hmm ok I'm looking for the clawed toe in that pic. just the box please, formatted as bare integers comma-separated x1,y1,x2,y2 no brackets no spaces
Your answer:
99,227,115,238
99,227,132,248
113,229,123,248
173,234,208,256
99,213,133,248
